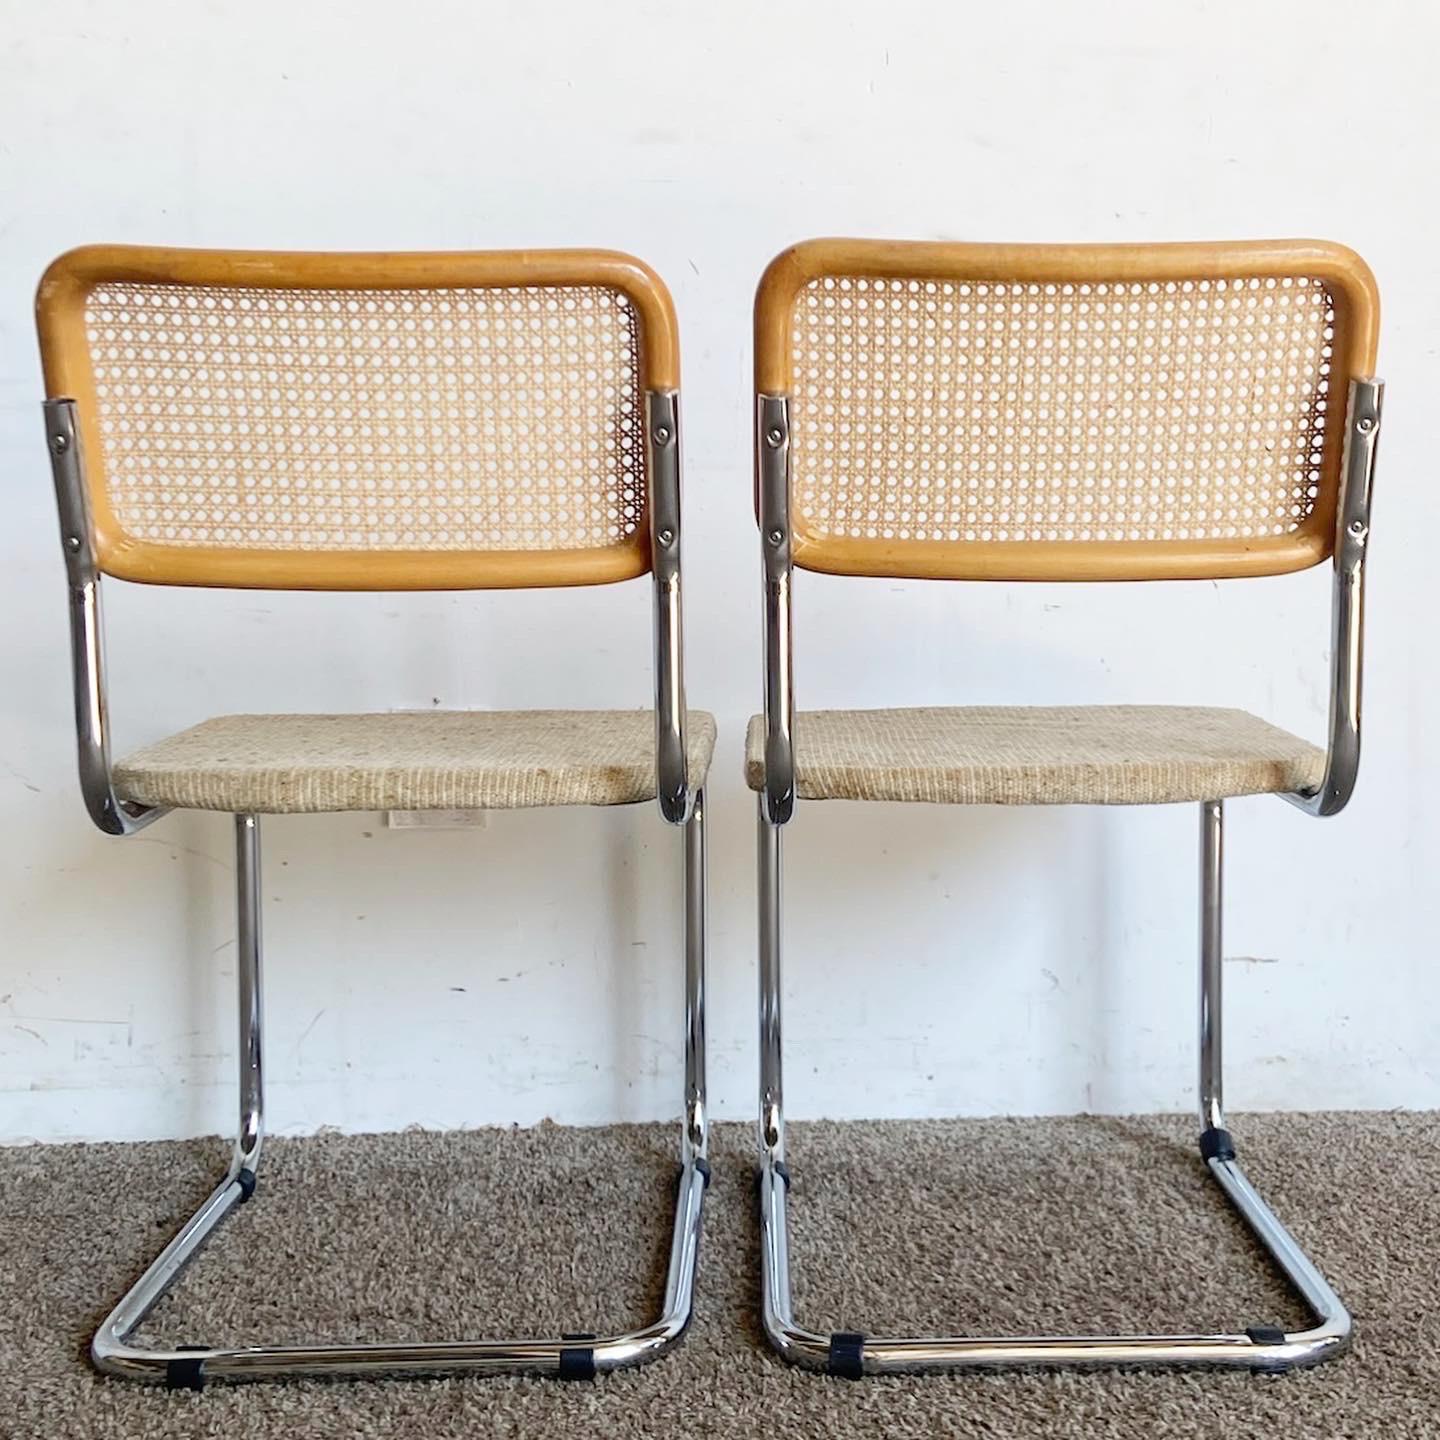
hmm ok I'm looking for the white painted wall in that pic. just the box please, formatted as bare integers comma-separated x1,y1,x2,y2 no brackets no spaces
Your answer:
2,0,1436,1144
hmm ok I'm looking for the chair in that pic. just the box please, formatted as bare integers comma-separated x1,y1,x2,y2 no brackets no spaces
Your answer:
748,238,1381,1376
36,245,714,1386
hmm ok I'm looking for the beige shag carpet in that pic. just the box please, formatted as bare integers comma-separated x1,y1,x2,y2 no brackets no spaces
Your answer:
2,1113,1437,1437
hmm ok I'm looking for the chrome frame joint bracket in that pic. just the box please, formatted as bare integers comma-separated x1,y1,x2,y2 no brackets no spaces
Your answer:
648,389,691,825
42,397,167,836
758,393,795,825
1284,376,1383,818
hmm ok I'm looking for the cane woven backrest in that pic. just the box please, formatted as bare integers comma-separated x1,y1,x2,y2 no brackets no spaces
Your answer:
755,239,1379,581
37,247,679,589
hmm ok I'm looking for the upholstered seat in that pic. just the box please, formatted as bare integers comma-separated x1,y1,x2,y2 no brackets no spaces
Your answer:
744,705,1323,806
116,709,718,814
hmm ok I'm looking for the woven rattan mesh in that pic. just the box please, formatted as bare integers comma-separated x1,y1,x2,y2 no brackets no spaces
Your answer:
790,274,1337,547
83,283,645,553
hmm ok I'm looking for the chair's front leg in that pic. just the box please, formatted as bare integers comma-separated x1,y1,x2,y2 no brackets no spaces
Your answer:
652,786,711,1346
757,800,784,1168
1193,799,1351,1372
755,795,1351,1377
683,788,708,1167
233,813,263,1181
91,801,711,1387
756,798,831,1370
92,813,267,1387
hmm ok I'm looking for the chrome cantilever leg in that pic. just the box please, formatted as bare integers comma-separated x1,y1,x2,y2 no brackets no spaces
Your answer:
234,814,263,1179
756,796,1350,1376
93,798,709,1387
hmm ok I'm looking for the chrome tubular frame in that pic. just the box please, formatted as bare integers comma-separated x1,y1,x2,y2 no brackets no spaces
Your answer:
70,374,710,1385
757,394,795,826
1283,377,1383,818
93,792,710,1386
649,389,693,825
756,795,1350,1376
43,398,167,836
753,382,1355,1378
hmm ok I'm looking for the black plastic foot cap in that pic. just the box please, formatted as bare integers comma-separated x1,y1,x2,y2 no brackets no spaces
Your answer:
558,1335,597,1381
165,1355,206,1391
1199,1127,1237,1163
1247,1325,1287,1345
827,1332,866,1379
235,1169,257,1202
1246,1325,1292,1375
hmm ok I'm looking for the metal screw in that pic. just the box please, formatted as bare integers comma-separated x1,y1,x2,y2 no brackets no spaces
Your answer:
65,535,81,553
1357,416,1375,434
653,425,672,445
50,433,70,454
657,527,675,546
1348,519,1366,538
768,527,785,546
766,426,784,447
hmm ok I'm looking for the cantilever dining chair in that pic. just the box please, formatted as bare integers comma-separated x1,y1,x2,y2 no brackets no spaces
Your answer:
36,245,714,1387
749,238,1381,1377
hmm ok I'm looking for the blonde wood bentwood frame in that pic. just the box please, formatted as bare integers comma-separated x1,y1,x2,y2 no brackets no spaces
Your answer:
38,246,708,1386
37,245,679,590
754,239,1382,1376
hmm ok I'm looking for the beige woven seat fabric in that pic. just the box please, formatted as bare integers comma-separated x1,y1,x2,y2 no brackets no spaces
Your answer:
115,710,717,815
744,705,1324,806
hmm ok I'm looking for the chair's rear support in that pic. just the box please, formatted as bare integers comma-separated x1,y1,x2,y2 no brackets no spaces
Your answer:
93,794,711,1387
1283,376,1383,817
755,795,1351,1376
756,394,795,827
649,388,694,825
44,397,166,836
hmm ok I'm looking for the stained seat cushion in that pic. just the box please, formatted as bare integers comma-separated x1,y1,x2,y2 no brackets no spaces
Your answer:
115,709,717,815
744,705,1324,806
